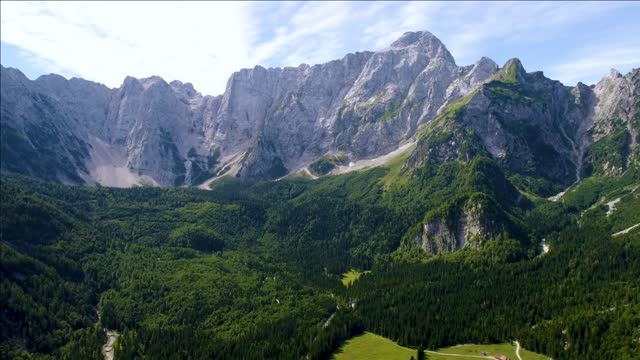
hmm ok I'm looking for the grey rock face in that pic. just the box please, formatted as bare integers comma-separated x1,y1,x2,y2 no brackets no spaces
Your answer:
0,66,92,184
1,31,501,186
1,31,637,187
461,61,583,185
441,57,499,112
587,68,640,175
415,217,459,254
412,197,501,254
1,66,223,186
409,57,639,189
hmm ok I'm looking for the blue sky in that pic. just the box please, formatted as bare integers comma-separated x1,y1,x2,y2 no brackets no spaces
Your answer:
1,1,639,95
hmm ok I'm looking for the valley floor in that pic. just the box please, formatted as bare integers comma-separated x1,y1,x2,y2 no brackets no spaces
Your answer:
332,333,549,360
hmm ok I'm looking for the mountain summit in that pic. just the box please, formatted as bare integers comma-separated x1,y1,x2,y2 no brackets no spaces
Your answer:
0,31,638,188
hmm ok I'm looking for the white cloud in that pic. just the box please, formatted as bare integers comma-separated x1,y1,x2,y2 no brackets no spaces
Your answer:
1,1,638,94
357,1,633,66
547,45,640,85
1,1,254,94
250,1,353,67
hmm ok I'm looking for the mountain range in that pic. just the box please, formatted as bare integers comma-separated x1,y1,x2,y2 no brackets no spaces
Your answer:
3,31,636,188
2,30,640,360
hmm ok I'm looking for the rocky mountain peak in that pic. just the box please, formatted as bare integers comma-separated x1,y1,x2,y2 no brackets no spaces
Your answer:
476,56,498,68
138,75,169,90
388,31,439,49
385,31,454,64
170,80,196,93
496,58,527,83
0,65,31,87
2,32,637,188
608,68,623,79
169,80,201,104
34,73,69,87
467,57,499,81
119,75,173,99
121,75,141,90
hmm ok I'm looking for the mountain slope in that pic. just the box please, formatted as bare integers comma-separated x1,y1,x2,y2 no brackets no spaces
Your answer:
586,69,640,176
3,32,636,187
3,36,637,188
1,31,501,186
1,59,639,354
0,68,93,184
408,58,640,196
1,151,638,359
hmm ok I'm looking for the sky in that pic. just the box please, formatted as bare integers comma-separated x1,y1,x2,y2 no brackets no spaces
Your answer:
1,1,639,95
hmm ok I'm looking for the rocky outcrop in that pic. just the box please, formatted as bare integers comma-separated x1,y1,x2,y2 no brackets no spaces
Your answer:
411,196,504,254
585,69,640,176
1,65,222,187
0,67,92,184
415,217,460,254
408,57,639,191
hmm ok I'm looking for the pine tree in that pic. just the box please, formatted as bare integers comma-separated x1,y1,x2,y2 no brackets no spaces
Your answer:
417,345,425,360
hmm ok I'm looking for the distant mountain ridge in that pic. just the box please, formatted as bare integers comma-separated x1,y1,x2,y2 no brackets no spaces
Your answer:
1,31,638,188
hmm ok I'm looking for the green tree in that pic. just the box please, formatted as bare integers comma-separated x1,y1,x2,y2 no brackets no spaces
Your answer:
168,224,224,252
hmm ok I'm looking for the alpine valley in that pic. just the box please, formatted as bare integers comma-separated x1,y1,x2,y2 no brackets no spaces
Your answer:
1,31,639,360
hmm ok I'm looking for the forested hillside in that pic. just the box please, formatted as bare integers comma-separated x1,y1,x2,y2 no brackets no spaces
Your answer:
2,1,640,358
1,144,639,359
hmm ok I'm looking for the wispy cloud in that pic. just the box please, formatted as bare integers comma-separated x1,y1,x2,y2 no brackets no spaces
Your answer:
250,2,353,66
1,1,639,94
547,44,640,85
356,1,634,65
1,1,254,94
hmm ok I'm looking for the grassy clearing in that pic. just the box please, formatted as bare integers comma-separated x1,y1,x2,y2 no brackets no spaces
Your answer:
332,332,413,360
333,332,550,360
340,269,371,287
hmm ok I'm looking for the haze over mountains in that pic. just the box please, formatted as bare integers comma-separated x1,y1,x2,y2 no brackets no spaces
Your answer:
1,31,638,188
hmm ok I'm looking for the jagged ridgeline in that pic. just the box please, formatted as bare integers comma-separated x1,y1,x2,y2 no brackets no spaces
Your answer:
0,31,502,186
1,31,639,360
410,58,639,196
1,32,638,191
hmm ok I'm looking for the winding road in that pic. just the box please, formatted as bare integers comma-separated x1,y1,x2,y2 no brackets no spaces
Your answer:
422,342,524,360
102,330,118,360
612,223,640,237
424,350,492,359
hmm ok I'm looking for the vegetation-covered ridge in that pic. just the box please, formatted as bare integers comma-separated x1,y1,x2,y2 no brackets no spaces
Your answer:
1,148,639,359
406,58,639,196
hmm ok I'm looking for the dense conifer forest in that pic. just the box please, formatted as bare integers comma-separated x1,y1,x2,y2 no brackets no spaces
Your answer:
1,153,639,359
